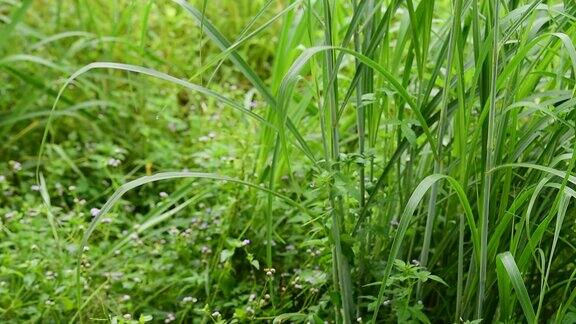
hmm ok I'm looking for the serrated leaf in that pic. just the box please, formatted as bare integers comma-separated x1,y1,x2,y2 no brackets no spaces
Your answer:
220,249,235,263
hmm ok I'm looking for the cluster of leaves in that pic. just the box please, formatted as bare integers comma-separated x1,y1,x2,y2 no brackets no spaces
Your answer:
3,0,576,323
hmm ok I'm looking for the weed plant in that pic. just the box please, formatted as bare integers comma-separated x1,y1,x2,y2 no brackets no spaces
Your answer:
1,0,576,323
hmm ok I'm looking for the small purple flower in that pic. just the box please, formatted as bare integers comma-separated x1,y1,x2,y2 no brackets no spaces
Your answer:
90,208,100,217
9,161,22,172
107,158,121,167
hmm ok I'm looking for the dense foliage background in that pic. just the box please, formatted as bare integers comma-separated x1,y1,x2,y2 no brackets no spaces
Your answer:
1,0,576,322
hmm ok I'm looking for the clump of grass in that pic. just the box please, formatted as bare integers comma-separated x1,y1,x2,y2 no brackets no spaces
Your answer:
1,0,576,322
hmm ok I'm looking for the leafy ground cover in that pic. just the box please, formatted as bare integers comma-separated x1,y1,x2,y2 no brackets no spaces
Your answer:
1,0,576,323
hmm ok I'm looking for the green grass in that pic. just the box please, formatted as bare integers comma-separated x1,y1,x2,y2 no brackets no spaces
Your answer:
1,0,576,322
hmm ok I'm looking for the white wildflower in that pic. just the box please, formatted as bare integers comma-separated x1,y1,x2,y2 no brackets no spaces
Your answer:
182,296,197,303
45,271,56,280
4,211,16,221
164,312,176,323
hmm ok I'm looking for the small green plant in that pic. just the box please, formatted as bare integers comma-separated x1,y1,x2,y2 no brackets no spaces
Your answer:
1,0,576,323
367,259,446,323
110,313,153,324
